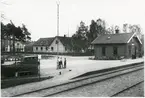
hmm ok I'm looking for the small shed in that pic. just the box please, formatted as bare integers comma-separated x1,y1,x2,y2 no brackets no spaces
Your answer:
91,33,143,59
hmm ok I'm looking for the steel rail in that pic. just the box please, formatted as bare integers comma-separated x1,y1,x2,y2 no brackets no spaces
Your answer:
44,67,143,97
111,81,144,97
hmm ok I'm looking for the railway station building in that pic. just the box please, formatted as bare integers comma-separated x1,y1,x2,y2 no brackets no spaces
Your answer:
92,32,143,59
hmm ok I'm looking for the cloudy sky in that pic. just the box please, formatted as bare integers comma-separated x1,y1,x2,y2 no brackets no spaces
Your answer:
1,0,145,41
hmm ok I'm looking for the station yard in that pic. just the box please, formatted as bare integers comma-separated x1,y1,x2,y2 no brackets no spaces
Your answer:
1,56,144,97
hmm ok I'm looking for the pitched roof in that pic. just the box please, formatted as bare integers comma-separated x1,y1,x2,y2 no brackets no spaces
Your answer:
57,36,73,49
33,37,54,46
33,36,73,48
92,33,135,44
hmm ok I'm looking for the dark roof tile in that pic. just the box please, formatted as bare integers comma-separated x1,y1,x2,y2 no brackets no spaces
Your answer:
33,36,73,48
92,33,134,44
33,37,54,46
57,36,73,49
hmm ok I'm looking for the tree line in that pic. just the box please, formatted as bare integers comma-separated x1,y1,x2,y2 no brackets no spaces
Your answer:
1,20,31,53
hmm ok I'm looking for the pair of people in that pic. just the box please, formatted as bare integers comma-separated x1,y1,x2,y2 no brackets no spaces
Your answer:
57,57,66,69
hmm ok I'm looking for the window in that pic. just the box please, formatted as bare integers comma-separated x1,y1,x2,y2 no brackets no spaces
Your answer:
128,45,131,56
113,47,118,56
41,47,43,50
46,47,48,50
36,47,38,50
51,47,54,51
55,40,58,44
102,47,106,56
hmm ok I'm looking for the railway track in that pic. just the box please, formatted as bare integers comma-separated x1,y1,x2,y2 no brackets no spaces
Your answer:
111,81,144,97
12,62,144,97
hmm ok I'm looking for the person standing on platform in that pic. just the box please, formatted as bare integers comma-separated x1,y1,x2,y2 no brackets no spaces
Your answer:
60,57,63,69
64,58,66,69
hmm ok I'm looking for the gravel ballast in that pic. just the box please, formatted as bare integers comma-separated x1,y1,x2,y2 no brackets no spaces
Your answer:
50,69,144,97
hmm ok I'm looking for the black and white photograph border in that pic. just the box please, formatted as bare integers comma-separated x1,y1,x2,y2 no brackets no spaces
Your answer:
1,0,145,97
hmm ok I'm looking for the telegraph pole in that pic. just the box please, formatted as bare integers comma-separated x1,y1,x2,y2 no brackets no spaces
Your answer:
56,1,60,69
57,1,59,55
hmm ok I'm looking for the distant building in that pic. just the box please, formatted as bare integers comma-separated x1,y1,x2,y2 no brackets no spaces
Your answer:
15,41,25,52
33,36,73,53
1,39,25,52
92,32,143,59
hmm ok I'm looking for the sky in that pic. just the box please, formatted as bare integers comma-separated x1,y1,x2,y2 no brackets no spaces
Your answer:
1,0,145,41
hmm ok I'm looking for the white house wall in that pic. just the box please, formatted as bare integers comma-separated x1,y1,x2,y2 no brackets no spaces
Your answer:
15,41,25,52
33,46,50,52
49,38,66,53
2,40,25,52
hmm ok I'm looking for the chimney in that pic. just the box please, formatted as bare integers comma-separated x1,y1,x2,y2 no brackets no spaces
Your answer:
115,29,119,34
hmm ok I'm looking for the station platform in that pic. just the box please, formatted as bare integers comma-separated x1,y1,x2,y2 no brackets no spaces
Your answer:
40,56,144,80
1,56,144,97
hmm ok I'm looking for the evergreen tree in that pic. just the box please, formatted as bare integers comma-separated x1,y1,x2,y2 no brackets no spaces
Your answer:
72,21,89,52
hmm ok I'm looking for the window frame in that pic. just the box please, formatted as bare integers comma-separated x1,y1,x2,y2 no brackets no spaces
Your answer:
46,47,48,50
113,46,118,56
55,40,58,44
102,47,106,56
36,47,38,50
51,47,54,51
41,47,43,51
